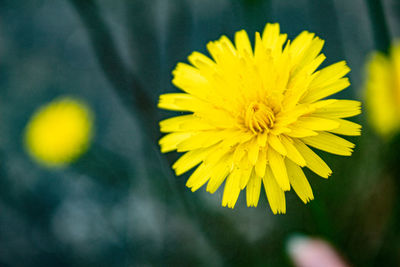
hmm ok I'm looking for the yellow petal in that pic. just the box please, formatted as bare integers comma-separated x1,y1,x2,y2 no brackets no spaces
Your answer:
262,23,287,54
233,141,249,164
222,169,241,208
246,170,262,207
329,119,362,136
289,31,315,61
186,163,211,191
313,100,362,118
235,29,252,57
292,139,332,178
220,130,253,147
160,115,214,133
173,147,210,175
309,60,350,88
248,138,260,165
158,93,204,112
207,36,238,69
290,32,325,76
255,148,267,177
286,125,318,138
283,72,314,109
218,35,237,59
263,166,286,214
159,132,192,153
303,61,350,102
177,131,223,152
267,148,290,191
285,158,314,203
281,135,306,166
301,132,355,156
268,134,287,156
276,103,316,125
295,116,340,131
203,145,232,166
239,164,253,190
257,132,268,147
233,152,253,189
304,78,350,103
187,51,216,75
160,115,192,133
206,160,231,193
172,63,210,98
254,32,265,63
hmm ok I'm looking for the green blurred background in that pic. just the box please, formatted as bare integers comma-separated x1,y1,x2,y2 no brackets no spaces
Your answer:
0,0,399,266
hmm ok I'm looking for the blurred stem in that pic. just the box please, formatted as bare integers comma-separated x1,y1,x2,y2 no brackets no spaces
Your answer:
68,0,159,139
365,0,391,53
67,0,195,217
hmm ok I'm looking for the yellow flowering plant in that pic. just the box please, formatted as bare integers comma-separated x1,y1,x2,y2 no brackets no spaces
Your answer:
158,23,361,214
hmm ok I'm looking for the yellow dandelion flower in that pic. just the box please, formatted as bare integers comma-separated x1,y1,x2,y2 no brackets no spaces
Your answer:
365,42,400,138
158,23,361,214
24,97,94,168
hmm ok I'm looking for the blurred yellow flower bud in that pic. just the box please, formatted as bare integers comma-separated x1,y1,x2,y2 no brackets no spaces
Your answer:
365,42,400,139
24,96,94,167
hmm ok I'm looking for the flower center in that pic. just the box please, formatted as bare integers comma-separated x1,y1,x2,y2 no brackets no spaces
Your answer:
244,102,275,133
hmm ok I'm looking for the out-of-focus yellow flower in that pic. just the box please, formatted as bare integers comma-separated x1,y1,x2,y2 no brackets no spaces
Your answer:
365,43,400,139
24,97,94,168
158,23,361,214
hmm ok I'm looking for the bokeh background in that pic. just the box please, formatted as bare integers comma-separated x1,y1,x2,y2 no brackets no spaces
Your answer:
0,0,399,266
